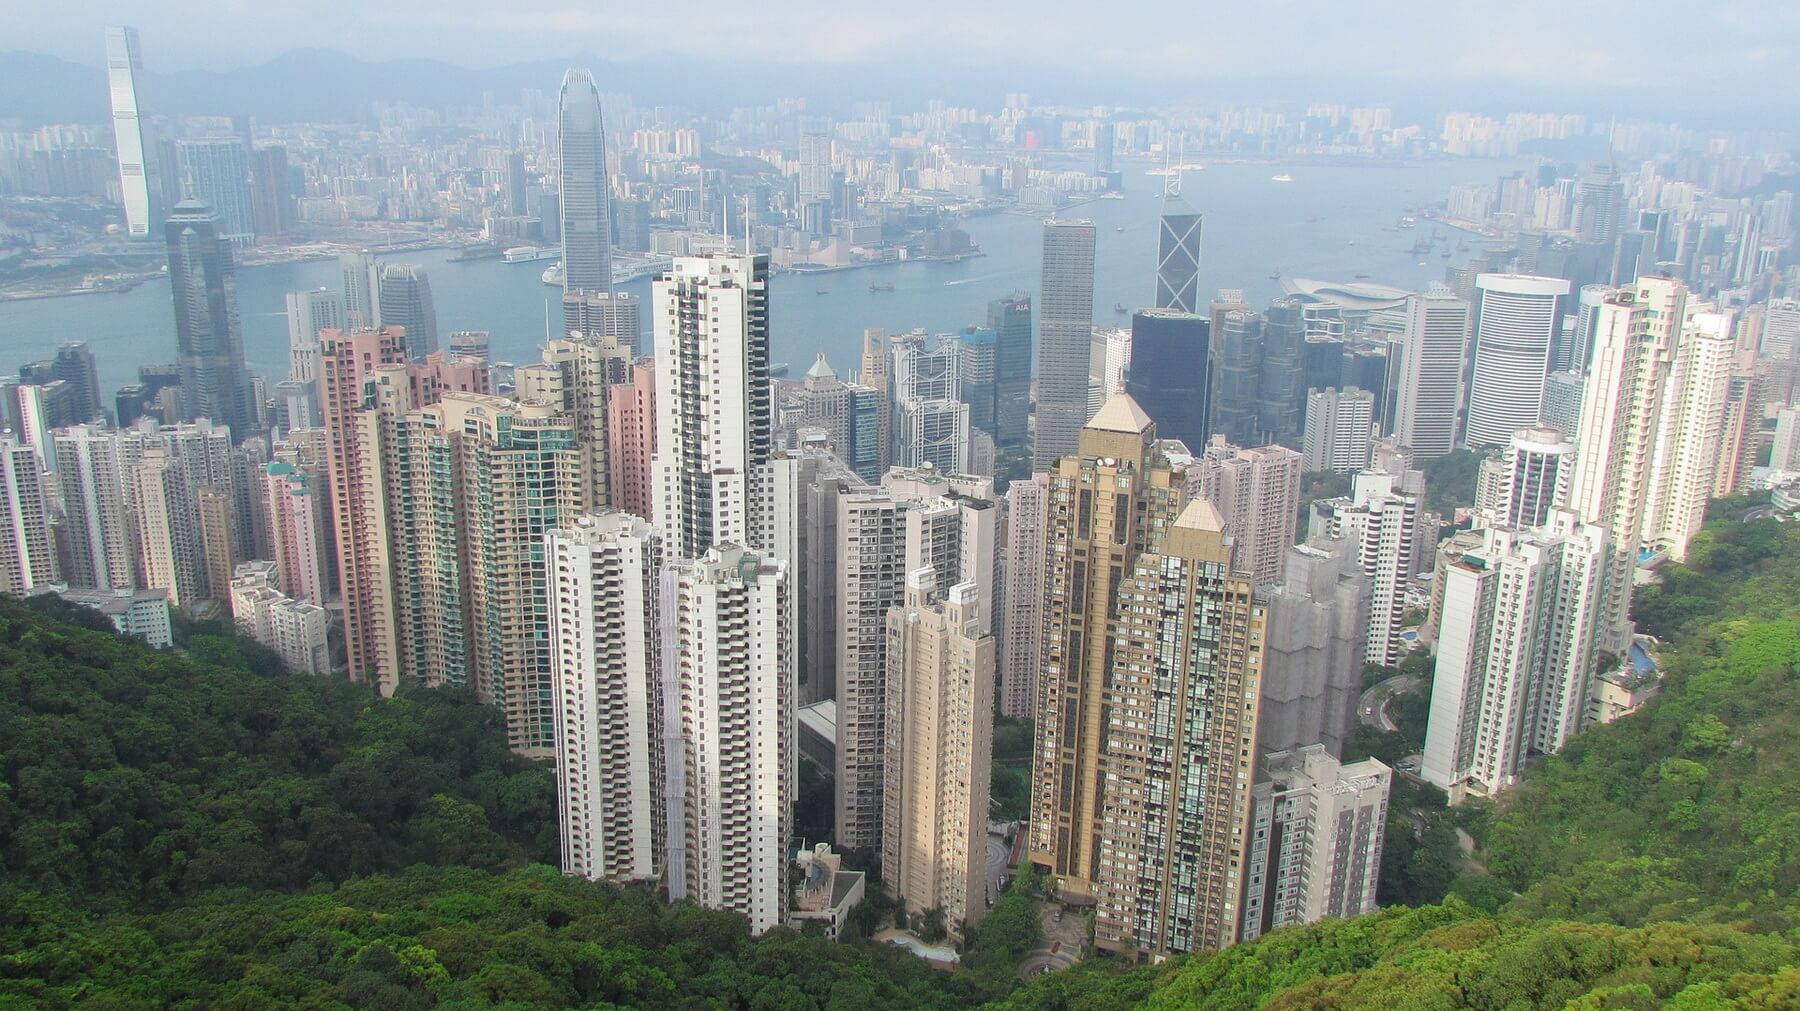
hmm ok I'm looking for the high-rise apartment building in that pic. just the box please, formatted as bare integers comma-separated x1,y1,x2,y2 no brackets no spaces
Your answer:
835,469,997,850
652,255,773,560
263,461,329,604
606,360,657,520
1091,497,1265,956
518,334,630,511
664,545,792,936
1185,438,1303,587
1393,289,1470,459
318,327,489,690
1644,303,1736,562
882,569,994,939
989,294,1033,451
175,140,255,246
1308,469,1422,666
563,290,643,355
1257,541,1369,759
104,26,158,238
799,132,834,205
1155,193,1202,314
1240,748,1390,942
558,69,614,295
1422,510,1608,799
1000,473,1048,720
1464,274,1570,447
858,329,892,476
1301,387,1375,472
1498,426,1574,528
1567,277,1686,655
1027,395,1184,897
1035,220,1098,469
1126,309,1210,451
376,264,439,360
166,199,254,439
229,562,330,674
54,425,137,590
0,438,57,594
546,512,665,885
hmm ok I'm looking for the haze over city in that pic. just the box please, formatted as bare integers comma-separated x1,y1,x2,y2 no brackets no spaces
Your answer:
1,2,1798,1007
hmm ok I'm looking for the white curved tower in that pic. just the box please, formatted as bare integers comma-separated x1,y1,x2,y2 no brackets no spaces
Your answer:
105,26,157,238
1465,274,1570,447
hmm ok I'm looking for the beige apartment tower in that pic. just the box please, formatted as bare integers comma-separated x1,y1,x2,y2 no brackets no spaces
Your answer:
882,569,995,938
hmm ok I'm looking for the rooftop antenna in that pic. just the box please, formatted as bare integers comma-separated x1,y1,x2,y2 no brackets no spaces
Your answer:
743,194,752,256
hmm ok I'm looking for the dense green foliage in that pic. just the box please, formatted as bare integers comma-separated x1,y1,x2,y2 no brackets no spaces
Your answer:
1421,448,1483,515
0,597,554,909
7,513,1800,1008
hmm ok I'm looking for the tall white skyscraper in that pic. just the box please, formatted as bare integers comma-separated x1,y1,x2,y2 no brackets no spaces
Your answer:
54,425,137,590
0,438,57,595
547,512,665,886
1421,510,1608,799
652,254,773,560
104,26,157,238
1035,220,1098,469
1464,274,1570,447
1309,469,1422,667
1001,473,1048,720
339,252,381,328
1567,278,1686,654
558,69,614,295
1644,303,1736,562
1301,387,1375,472
663,545,792,936
1761,298,1800,360
1394,289,1470,459
285,288,343,387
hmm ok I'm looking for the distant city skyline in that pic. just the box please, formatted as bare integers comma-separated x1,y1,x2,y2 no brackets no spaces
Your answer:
5,3,1799,126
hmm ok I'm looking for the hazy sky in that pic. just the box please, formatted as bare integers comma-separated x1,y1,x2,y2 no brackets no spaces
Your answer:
6,0,1799,114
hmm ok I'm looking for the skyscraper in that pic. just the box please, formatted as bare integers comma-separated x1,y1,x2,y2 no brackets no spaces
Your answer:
882,570,995,940
1000,473,1048,720
52,343,102,423
1034,220,1097,469
606,360,657,521
1302,387,1375,472
1154,193,1202,314
1498,426,1574,528
1421,510,1608,799
1028,394,1185,899
104,26,158,238
1186,438,1304,588
1211,294,1262,445
663,545,792,936
1464,274,1570,447
988,294,1033,450
1308,469,1422,667
563,290,643,355
1240,748,1390,941
0,438,57,594
263,461,329,605
340,252,381,328
652,255,772,560
890,331,971,473
54,425,137,590
1258,297,1306,446
1394,289,1471,460
1091,497,1265,956
799,132,834,205
165,199,254,439
175,140,255,246
558,69,614,295
1567,278,1686,655
1643,303,1736,562
286,288,342,389
547,512,665,886
1257,541,1369,759
376,264,439,360
1126,309,1210,451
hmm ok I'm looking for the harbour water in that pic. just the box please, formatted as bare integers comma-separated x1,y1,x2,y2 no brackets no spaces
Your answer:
1,158,1525,398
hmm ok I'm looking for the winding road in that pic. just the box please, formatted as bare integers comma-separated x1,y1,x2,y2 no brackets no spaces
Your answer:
1359,674,1425,732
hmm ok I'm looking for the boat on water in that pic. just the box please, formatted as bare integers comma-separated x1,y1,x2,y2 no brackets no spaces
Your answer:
1441,250,1453,258
1269,269,1282,280
1113,302,1127,314
1397,216,1417,228
1354,272,1371,280
815,289,830,295
869,281,895,292
1115,226,1126,232
541,263,563,286
450,242,502,262
1271,173,1294,183
504,246,556,263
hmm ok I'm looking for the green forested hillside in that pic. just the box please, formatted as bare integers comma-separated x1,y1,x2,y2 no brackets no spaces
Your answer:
4,516,1800,1009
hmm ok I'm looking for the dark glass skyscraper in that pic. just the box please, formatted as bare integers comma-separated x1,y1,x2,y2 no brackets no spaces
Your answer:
557,69,613,295
1258,297,1306,446
988,292,1032,449
1126,309,1210,452
165,199,252,439
1155,193,1202,313
1035,220,1097,470
377,263,439,360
